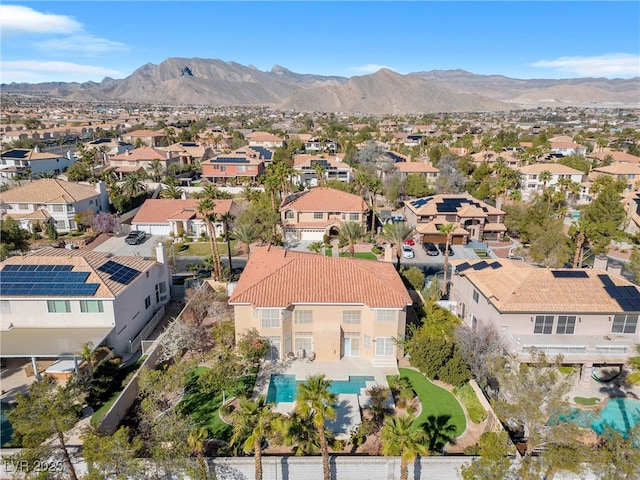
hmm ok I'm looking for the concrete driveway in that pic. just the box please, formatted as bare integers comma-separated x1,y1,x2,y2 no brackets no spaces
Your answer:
92,234,167,258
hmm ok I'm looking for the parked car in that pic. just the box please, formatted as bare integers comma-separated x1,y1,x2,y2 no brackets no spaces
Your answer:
423,242,440,256
402,244,415,259
438,243,454,256
125,230,146,245
403,239,415,246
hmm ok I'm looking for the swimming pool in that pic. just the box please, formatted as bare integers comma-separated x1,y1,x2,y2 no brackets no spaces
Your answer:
266,374,375,403
1,402,15,447
558,397,640,437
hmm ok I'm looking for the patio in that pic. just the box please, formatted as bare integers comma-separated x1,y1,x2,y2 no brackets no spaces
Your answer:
254,357,398,440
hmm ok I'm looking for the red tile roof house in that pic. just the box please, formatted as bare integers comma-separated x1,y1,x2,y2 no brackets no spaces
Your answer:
229,245,412,364
279,187,368,243
201,147,266,185
246,131,285,148
393,161,440,184
404,194,507,245
107,147,178,179
122,129,166,148
450,258,640,382
131,198,239,238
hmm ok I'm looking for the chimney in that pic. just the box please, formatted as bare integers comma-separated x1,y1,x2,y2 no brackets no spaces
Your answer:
155,242,166,264
593,254,608,271
34,146,40,154
167,151,171,160
607,262,622,277
181,190,187,200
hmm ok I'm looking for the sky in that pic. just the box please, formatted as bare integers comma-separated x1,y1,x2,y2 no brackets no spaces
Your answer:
1,1,639,84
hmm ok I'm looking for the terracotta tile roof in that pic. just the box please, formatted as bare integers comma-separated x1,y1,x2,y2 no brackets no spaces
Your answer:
519,164,584,175
0,179,99,204
394,162,439,173
281,187,367,213
110,147,169,162
246,132,284,142
3,247,160,298
21,209,52,220
229,246,412,308
124,129,165,137
551,142,585,149
588,151,640,164
453,259,640,313
405,194,504,216
1,148,66,162
132,199,233,224
415,220,468,235
592,163,640,175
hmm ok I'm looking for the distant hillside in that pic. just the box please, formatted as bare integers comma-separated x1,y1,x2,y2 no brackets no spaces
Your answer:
2,58,638,111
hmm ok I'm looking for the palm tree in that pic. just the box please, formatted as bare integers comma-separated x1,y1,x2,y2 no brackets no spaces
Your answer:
37,170,58,179
273,411,323,456
197,198,222,280
295,375,337,480
381,222,414,270
219,211,235,273
121,172,147,197
233,223,258,257
146,159,165,182
380,415,429,480
160,184,184,199
338,221,365,257
187,426,209,480
307,241,323,254
439,222,456,298
230,395,277,480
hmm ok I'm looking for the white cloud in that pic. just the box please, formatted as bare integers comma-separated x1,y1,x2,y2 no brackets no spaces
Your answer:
532,53,640,78
350,64,398,74
35,35,129,56
0,5,82,36
1,61,121,83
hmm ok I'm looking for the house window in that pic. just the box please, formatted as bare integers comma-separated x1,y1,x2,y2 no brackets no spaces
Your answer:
294,310,313,324
155,284,160,303
375,337,395,356
47,300,71,313
363,334,371,349
556,315,576,335
261,309,281,328
349,213,359,221
344,332,360,357
52,205,64,212
611,314,638,334
145,295,151,309
376,310,396,322
158,281,167,301
472,290,479,303
294,333,313,357
18,203,29,210
342,310,361,324
80,300,103,313
285,210,295,220
533,315,554,334
313,212,323,220
55,220,65,230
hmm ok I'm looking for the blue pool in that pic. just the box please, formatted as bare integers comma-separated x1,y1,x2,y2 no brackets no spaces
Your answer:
266,374,374,403
558,397,640,437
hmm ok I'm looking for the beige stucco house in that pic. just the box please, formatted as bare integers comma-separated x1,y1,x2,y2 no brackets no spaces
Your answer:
450,258,640,383
228,246,412,365
280,187,368,243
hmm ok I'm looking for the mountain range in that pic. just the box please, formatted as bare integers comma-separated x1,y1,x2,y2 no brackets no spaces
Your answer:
2,57,638,113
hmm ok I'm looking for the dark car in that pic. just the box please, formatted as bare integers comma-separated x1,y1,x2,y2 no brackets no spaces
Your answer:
125,230,146,245
423,242,440,256
438,243,454,256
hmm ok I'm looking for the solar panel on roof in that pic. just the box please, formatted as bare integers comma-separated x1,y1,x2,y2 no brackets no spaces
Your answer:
456,262,471,273
97,260,141,285
473,261,489,270
490,262,502,269
213,157,250,164
1,149,30,159
551,270,589,278
0,264,99,297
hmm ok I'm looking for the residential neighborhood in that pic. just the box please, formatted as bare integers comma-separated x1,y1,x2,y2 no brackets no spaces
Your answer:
1,98,640,480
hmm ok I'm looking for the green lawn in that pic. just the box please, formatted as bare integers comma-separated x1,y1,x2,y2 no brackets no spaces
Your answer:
338,252,377,260
574,397,600,406
173,241,235,257
397,368,466,445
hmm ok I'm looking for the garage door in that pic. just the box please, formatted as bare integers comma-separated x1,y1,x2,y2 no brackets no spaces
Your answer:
134,224,171,236
301,230,325,241
422,234,465,245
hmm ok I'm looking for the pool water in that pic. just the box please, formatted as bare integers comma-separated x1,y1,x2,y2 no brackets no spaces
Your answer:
266,374,374,403
557,397,640,437
1,402,15,447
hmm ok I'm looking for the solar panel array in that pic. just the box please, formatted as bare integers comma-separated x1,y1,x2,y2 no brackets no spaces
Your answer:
250,146,273,160
386,151,405,163
0,264,100,297
310,159,331,169
552,270,589,278
455,260,502,273
1,149,30,159
409,197,433,208
597,274,640,312
435,198,489,214
97,260,141,285
212,157,250,164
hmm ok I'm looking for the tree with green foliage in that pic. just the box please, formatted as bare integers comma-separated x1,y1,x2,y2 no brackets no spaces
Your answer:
7,376,82,480
295,375,337,480
232,223,258,257
197,197,222,280
528,217,571,267
231,395,278,480
186,426,209,480
404,173,434,197
81,426,142,480
146,159,165,181
439,222,456,297
66,161,92,182
460,431,515,480
628,249,640,284
382,221,414,270
161,183,183,199
121,172,147,197
307,241,323,254
580,179,625,253
401,266,425,291
0,217,31,260
338,221,365,257
591,424,640,480
236,328,269,363
273,411,324,455
380,414,430,480
236,193,281,244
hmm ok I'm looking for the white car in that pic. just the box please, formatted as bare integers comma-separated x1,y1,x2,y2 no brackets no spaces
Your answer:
402,244,415,259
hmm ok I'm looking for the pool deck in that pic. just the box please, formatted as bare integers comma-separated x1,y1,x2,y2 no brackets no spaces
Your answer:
255,357,398,440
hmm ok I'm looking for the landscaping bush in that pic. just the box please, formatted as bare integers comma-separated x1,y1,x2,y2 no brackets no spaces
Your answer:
453,383,488,424
399,387,416,402
401,266,425,291
236,328,269,363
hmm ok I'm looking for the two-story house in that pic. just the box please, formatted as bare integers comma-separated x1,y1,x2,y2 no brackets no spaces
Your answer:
0,148,74,181
304,137,338,154
550,141,587,157
518,163,584,201
246,131,285,149
200,147,267,185
162,142,212,166
229,246,412,364
404,194,506,245
0,178,109,233
450,258,640,383
0,245,170,367
83,138,135,162
292,155,353,186
108,147,177,179
280,187,368,243
591,163,640,193
121,129,165,147
393,161,440,184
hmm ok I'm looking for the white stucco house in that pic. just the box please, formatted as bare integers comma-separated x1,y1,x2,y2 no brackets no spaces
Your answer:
517,163,584,201
0,147,75,181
